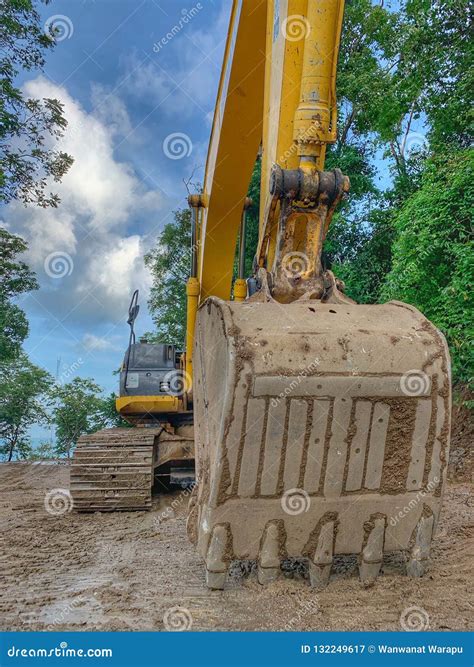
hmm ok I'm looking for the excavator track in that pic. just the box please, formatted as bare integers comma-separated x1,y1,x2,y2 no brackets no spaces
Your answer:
70,426,194,512
70,428,160,511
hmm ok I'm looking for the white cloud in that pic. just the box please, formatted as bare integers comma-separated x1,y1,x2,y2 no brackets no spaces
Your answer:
90,83,134,139
5,76,162,325
78,235,152,307
81,333,121,352
121,4,230,119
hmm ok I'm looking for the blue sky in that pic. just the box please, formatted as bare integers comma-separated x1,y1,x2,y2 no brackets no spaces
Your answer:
3,0,417,445
4,0,231,403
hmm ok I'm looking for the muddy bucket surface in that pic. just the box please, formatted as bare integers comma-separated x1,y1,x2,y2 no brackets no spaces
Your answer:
189,297,451,588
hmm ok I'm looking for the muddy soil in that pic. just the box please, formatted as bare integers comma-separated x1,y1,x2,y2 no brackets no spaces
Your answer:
0,460,472,632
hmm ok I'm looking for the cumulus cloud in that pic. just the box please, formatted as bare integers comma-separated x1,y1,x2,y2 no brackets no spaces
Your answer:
4,76,161,325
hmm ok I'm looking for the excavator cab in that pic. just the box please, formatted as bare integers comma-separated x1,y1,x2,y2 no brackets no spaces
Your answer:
116,291,186,422
117,342,184,421
119,342,180,398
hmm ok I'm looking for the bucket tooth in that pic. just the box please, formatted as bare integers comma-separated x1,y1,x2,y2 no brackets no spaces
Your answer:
308,515,336,590
205,524,232,590
407,507,435,578
359,515,386,585
257,522,283,585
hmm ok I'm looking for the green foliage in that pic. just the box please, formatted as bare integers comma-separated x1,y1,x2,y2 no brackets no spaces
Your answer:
242,156,261,277
144,0,472,394
327,0,473,389
382,150,473,385
0,0,74,206
99,392,133,428
400,0,473,152
27,441,56,460
232,157,261,282
0,227,38,361
328,208,396,304
0,353,53,460
144,208,191,348
146,160,263,346
52,377,111,458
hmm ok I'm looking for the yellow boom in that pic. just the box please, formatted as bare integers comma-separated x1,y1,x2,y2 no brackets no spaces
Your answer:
185,0,346,379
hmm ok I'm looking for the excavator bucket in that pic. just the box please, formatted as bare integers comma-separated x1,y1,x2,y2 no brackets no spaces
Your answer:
188,298,451,588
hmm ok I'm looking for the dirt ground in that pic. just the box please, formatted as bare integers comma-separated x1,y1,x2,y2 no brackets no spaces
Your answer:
0,438,472,632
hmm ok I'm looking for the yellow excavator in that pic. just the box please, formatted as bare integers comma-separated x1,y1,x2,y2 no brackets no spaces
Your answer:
71,0,451,590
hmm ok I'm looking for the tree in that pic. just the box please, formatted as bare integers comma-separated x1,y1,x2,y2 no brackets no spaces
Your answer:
1,0,74,207
98,392,132,428
327,0,472,312
0,228,38,360
239,156,261,278
144,208,192,348
143,0,472,393
52,378,109,458
0,353,52,460
382,150,473,386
